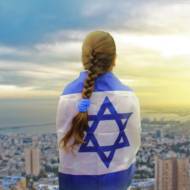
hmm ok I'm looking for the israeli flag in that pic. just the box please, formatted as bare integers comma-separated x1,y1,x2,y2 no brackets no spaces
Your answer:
56,70,141,190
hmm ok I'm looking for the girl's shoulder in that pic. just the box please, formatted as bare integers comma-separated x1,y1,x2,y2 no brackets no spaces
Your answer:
61,70,134,96
61,71,86,96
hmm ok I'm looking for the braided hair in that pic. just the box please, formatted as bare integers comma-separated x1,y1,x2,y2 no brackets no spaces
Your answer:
59,31,116,151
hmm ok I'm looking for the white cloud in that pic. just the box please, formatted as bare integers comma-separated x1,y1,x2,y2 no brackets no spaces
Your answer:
113,33,190,57
139,2,190,34
34,41,82,60
0,46,31,56
86,0,190,35
81,1,112,18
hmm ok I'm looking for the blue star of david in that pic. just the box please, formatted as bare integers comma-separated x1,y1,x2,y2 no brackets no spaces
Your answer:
79,96,133,168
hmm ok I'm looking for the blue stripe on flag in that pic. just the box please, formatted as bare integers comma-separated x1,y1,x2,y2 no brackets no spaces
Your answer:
62,71,133,95
58,163,136,190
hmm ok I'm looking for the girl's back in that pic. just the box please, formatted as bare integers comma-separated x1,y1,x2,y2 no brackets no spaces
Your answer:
56,31,141,190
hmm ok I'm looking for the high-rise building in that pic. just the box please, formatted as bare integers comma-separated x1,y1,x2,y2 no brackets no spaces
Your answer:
155,129,164,142
24,148,32,175
24,147,41,176
177,158,190,190
155,156,190,190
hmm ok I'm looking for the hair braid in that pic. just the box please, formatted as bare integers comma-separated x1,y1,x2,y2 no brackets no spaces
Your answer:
82,51,99,99
59,50,100,151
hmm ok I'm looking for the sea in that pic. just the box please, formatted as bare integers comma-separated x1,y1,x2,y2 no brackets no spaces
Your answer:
0,98,58,135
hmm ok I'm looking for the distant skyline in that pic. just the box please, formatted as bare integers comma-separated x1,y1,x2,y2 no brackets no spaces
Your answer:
0,0,190,108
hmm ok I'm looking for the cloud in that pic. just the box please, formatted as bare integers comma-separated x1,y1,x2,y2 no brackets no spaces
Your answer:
1,0,189,46
113,33,190,59
0,58,80,92
0,28,190,100
0,30,86,94
102,0,190,35
0,33,83,65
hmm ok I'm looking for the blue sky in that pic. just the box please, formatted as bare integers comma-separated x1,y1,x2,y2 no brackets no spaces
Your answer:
0,0,190,108
0,0,128,45
0,0,87,45
1,0,188,46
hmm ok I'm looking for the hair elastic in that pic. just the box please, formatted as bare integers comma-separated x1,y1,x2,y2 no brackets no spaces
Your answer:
78,98,91,112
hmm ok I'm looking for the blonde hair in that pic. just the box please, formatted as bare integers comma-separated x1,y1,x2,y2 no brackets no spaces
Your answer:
59,31,116,151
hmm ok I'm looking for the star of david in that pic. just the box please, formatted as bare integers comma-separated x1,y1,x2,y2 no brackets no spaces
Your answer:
79,96,133,168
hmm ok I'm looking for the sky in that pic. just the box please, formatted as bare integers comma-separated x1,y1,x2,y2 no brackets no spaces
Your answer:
0,0,190,109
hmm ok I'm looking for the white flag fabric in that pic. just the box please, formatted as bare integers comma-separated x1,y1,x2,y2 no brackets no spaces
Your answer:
56,70,141,190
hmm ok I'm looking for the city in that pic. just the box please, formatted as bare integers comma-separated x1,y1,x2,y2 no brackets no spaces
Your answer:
0,117,189,190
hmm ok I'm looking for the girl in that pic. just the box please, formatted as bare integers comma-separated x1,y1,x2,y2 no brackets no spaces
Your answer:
56,31,141,190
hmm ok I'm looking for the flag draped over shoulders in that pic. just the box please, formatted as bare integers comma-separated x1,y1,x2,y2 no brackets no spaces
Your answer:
56,70,141,190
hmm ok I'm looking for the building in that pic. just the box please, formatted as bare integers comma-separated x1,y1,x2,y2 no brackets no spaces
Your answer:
177,158,190,190
155,156,190,190
37,184,59,190
130,178,155,190
34,177,59,190
2,176,26,190
24,147,41,176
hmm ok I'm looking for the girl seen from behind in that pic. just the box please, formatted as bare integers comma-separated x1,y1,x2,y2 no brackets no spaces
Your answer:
56,31,141,190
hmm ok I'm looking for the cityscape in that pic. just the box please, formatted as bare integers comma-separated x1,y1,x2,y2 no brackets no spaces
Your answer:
0,117,189,190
